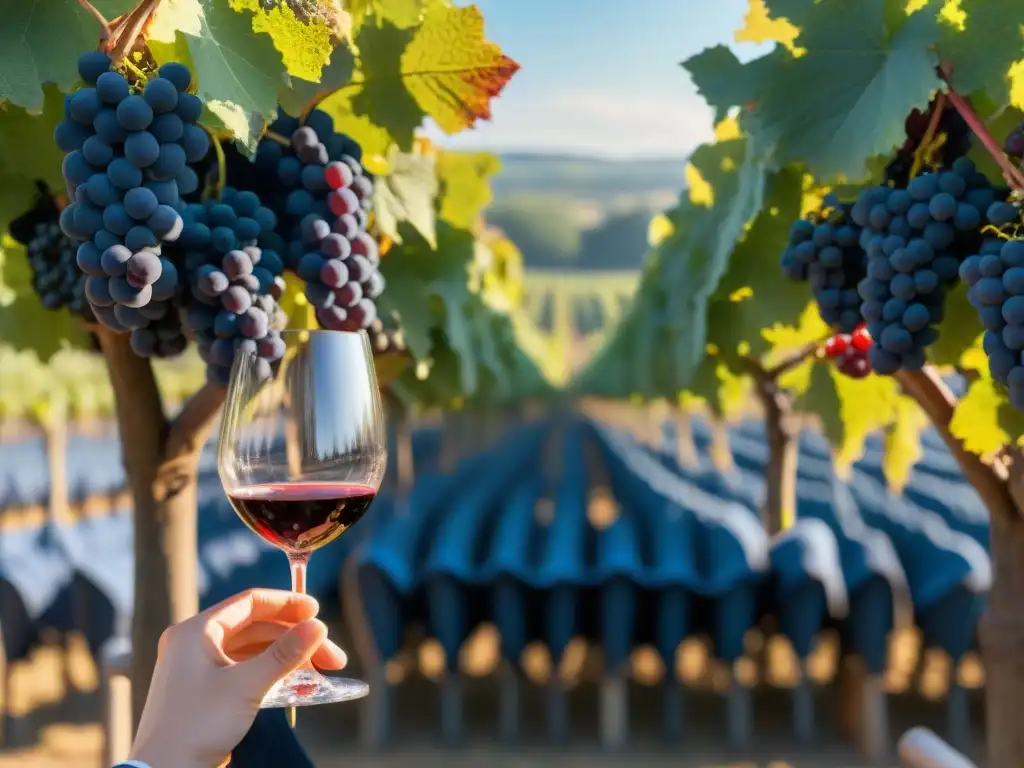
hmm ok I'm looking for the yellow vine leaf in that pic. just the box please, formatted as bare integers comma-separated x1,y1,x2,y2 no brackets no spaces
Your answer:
882,395,929,493
800,175,830,218
1010,61,1024,110
950,377,1010,456
231,0,336,80
831,373,903,472
648,213,674,246
907,0,964,26
717,364,752,420
762,302,829,394
734,0,800,53
714,117,741,141
686,164,714,207
399,3,520,134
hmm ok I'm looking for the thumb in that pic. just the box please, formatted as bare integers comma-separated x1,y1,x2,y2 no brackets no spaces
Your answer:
235,618,328,694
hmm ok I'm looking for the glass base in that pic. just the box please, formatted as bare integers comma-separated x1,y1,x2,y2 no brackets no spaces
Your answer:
260,669,369,708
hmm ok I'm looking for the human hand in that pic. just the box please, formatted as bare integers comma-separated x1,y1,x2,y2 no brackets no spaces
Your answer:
127,589,347,768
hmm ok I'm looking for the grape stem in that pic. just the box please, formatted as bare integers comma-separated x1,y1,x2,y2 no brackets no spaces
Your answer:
939,71,1024,191
762,336,827,380
200,127,227,200
262,130,292,146
158,383,227,501
909,93,945,180
104,0,164,64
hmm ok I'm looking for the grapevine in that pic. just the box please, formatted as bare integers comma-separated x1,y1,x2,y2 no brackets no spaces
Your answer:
822,325,873,380
223,110,385,333
780,195,866,334
54,54,206,357
46,51,393,385
9,184,94,321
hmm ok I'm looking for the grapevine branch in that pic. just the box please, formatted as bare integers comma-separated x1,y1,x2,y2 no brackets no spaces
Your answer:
894,368,1020,511
105,0,163,64
939,72,1024,191
157,383,227,501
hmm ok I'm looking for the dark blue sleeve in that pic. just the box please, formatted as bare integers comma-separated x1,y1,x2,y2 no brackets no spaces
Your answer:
228,709,315,768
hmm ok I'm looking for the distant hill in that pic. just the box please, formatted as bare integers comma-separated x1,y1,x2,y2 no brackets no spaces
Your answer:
491,152,686,205
483,153,686,271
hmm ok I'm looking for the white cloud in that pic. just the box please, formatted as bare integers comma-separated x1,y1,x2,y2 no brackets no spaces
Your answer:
420,87,715,158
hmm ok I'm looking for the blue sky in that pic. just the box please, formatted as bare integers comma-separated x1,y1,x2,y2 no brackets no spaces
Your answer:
422,0,773,158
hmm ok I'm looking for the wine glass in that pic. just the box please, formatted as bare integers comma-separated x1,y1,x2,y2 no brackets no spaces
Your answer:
218,329,386,707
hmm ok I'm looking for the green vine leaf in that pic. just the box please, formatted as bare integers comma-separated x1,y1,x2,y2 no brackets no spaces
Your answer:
0,0,133,110
0,85,68,192
436,151,501,229
752,0,943,181
149,2,287,151
373,147,438,246
0,240,89,359
347,0,427,31
682,45,757,123
701,165,807,365
660,137,768,387
936,0,1024,105
349,21,424,150
277,44,356,119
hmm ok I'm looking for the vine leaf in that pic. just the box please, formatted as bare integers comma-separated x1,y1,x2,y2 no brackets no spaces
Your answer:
953,338,1024,449
762,0,820,30
659,137,767,387
434,279,476,396
373,147,438,246
883,395,929,493
735,0,801,51
349,20,424,149
936,0,1024,105
701,165,808,366
231,0,338,80
346,0,426,30
0,0,134,110
277,44,355,119
931,283,982,366
752,0,943,181
682,46,756,124
0,241,90,360
322,87,394,162
375,220,474,371
435,151,501,229
149,2,286,151
0,86,67,192
797,363,909,472
400,3,519,135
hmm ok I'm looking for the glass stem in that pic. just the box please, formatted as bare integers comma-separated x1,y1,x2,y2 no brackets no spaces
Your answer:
288,552,309,595
287,552,315,679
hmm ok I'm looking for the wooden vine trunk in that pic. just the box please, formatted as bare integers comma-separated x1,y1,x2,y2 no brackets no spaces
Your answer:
97,329,221,728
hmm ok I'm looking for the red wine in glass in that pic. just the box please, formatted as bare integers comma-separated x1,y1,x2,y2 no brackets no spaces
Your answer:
219,329,386,708
228,482,376,553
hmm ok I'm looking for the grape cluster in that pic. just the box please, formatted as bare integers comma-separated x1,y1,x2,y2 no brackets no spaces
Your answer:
780,199,866,333
175,191,287,384
53,53,209,354
851,158,1003,374
959,198,1024,409
367,313,407,356
823,325,873,379
9,188,93,319
1004,121,1024,161
226,110,385,332
886,97,972,187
